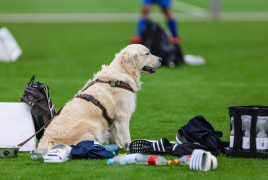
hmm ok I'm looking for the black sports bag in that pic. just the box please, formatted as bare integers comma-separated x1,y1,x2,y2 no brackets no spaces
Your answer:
21,75,56,141
140,20,184,66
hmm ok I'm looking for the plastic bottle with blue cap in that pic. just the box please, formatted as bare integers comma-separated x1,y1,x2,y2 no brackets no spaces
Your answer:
102,144,118,156
107,153,139,165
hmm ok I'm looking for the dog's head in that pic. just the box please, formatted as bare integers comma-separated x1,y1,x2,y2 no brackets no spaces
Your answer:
117,44,162,75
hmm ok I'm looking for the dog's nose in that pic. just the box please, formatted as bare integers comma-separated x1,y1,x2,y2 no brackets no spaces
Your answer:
159,57,162,62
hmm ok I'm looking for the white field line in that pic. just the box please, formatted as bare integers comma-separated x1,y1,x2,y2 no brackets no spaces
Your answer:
221,12,268,21
173,1,206,12
0,12,268,22
172,1,209,18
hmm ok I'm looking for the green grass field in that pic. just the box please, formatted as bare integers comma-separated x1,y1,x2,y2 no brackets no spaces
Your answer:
1,0,268,13
1,21,268,180
0,0,268,179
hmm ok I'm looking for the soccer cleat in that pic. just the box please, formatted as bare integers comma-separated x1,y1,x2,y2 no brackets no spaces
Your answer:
129,36,142,44
169,36,181,44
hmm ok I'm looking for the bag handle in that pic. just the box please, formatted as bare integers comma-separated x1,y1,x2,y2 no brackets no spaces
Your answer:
28,75,35,86
17,107,63,147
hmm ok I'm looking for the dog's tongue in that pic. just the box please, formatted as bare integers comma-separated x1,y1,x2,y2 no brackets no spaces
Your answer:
143,66,156,73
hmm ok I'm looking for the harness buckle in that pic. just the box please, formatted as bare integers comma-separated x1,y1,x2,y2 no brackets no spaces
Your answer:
84,94,93,101
110,81,116,87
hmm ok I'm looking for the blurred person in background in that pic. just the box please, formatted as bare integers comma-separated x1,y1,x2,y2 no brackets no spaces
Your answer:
130,0,205,66
130,0,180,44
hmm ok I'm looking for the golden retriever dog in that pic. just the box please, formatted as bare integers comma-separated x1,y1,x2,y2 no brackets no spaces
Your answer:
38,44,162,150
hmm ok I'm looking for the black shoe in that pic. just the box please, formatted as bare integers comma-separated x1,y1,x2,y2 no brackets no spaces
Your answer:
129,139,154,153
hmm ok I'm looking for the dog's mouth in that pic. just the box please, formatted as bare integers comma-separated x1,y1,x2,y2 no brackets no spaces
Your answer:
142,66,156,74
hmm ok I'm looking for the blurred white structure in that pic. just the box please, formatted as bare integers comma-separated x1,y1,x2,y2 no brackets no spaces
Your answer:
0,103,36,151
0,27,22,62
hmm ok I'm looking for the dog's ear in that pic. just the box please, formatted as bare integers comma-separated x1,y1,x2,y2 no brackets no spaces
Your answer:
121,50,139,75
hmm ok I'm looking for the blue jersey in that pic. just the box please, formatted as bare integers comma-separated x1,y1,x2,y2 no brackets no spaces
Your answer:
142,0,172,8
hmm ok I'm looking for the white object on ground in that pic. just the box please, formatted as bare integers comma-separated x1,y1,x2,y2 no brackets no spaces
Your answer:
44,144,72,163
184,54,206,65
189,149,217,171
0,27,22,62
0,102,36,151
30,149,49,159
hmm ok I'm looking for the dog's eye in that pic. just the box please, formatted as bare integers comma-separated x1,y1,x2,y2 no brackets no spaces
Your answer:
146,52,150,55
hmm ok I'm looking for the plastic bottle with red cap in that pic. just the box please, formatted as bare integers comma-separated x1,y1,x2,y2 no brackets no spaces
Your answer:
136,154,172,166
173,155,191,165
107,153,172,166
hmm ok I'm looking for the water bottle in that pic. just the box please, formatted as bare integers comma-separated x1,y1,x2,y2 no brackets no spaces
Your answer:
136,154,172,166
256,116,268,152
30,149,48,159
242,115,251,150
174,155,191,165
107,154,139,165
103,144,118,155
230,116,235,149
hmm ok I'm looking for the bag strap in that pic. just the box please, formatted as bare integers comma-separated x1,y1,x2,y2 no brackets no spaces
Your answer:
17,107,63,147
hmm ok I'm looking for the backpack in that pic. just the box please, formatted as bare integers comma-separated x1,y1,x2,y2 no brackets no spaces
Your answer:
21,75,56,141
140,21,184,66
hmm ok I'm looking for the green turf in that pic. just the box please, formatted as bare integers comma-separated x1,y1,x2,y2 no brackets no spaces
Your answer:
0,0,140,13
177,0,268,12
0,21,268,179
1,0,268,13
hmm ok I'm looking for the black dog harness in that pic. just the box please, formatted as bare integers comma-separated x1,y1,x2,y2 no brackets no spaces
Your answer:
75,79,133,126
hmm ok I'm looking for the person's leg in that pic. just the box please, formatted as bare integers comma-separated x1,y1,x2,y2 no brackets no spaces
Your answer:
161,7,180,44
136,4,152,37
159,0,180,44
130,0,152,43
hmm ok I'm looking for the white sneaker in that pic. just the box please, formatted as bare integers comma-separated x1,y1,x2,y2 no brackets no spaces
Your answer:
184,54,206,65
44,143,72,163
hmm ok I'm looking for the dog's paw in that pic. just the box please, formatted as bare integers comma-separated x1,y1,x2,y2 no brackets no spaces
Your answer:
123,141,131,151
115,143,123,149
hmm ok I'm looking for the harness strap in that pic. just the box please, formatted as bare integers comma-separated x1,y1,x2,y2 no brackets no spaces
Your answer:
75,94,114,126
81,79,133,92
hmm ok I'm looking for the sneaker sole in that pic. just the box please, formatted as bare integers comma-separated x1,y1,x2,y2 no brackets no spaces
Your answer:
129,139,153,153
